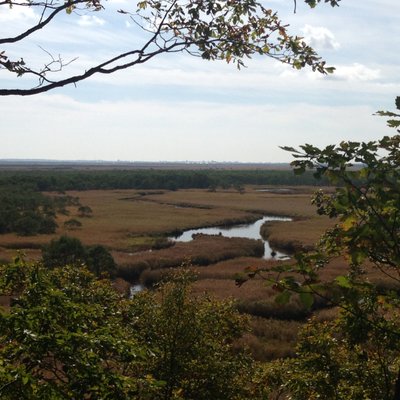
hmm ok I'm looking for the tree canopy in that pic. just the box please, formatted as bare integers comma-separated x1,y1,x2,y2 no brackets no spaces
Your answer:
251,97,400,399
0,262,254,399
0,0,338,96
42,236,117,277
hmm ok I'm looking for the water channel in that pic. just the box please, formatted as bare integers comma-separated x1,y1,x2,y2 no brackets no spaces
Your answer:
130,215,292,296
170,215,292,260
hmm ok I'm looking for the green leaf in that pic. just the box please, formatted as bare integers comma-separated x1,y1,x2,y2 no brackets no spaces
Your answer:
351,250,367,265
335,275,352,288
299,291,314,309
275,290,291,305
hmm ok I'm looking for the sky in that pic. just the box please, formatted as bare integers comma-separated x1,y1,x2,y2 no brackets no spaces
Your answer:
1,0,399,163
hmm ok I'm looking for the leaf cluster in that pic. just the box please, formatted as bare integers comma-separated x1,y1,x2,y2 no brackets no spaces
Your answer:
1,0,336,95
129,269,253,400
42,235,117,277
0,261,154,399
0,263,255,399
262,98,400,398
266,318,398,399
133,0,334,73
305,0,341,8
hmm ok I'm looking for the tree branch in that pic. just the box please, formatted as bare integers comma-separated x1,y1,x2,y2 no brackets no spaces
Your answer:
0,0,334,95
0,0,90,45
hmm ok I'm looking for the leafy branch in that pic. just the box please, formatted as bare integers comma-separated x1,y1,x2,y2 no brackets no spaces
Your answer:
0,0,336,95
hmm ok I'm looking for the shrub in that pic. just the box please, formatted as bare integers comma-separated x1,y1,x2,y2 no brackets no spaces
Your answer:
129,270,255,400
42,235,87,268
86,245,116,277
64,218,82,230
0,260,156,399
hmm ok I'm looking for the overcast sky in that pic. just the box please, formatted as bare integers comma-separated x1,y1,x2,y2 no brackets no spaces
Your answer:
1,0,399,162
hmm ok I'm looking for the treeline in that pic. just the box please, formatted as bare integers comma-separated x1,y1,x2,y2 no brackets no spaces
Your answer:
0,169,329,191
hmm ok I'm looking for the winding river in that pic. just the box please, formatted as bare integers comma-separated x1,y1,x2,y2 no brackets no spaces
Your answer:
130,215,292,295
170,215,292,260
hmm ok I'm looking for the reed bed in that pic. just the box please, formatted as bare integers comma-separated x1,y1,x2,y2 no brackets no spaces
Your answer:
0,187,331,259
115,235,264,281
238,317,302,361
146,187,321,217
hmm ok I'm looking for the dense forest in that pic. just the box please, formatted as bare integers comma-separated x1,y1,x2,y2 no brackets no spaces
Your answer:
0,169,328,192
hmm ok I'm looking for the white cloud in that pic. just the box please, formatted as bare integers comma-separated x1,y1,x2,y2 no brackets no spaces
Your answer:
0,3,36,21
301,24,340,50
328,63,381,82
1,0,399,165
77,15,106,27
0,95,386,162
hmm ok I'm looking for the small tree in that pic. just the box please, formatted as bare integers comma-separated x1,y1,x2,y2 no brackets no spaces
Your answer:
86,245,117,277
42,235,87,268
64,218,82,230
77,205,93,218
129,270,254,400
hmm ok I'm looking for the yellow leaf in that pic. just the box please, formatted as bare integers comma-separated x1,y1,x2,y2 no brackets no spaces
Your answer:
342,216,357,231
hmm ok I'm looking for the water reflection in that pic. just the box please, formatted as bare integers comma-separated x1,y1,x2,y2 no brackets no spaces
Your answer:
170,216,291,259
129,284,144,297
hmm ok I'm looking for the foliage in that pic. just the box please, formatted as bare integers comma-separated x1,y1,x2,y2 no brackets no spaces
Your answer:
0,260,156,399
0,261,256,399
78,205,93,218
63,218,82,230
304,0,341,7
260,97,400,398
86,244,117,277
0,187,58,236
0,0,336,95
128,270,254,400
42,235,88,269
281,97,400,278
42,236,117,277
0,168,329,192
262,317,398,400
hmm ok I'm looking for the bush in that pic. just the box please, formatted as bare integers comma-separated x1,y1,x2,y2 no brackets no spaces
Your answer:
129,270,255,400
86,245,116,277
64,218,82,230
42,236,117,277
0,262,258,399
0,261,156,399
42,235,87,268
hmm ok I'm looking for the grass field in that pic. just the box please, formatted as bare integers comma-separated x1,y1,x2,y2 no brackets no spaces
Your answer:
0,186,332,253
0,185,341,361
